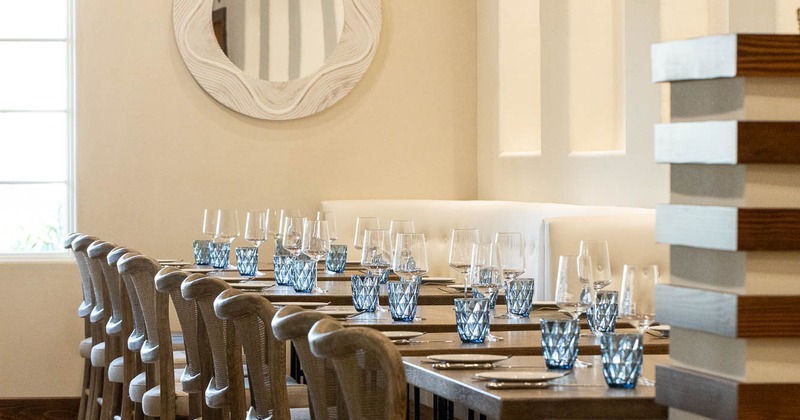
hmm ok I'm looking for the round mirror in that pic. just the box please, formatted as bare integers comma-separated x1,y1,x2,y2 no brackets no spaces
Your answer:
174,0,381,120
212,0,344,82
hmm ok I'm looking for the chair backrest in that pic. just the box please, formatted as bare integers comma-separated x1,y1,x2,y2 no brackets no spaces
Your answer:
118,253,167,365
308,319,407,420
74,235,108,324
110,247,147,352
272,306,345,420
69,234,98,319
88,240,125,335
119,253,179,419
181,275,245,418
214,289,290,420
154,268,203,393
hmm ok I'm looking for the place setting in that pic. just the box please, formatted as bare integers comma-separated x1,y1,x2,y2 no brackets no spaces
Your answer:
382,331,454,345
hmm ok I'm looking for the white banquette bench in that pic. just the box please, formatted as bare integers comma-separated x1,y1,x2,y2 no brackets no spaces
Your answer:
320,200,669,301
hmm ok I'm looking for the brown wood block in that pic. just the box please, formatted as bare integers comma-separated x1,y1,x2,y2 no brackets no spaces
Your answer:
656,364,800,419
656,284,800,338
738,121,800,163
0,398,80,420
737,35,800,78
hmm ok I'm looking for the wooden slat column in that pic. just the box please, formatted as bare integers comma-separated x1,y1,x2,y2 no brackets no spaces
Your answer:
651,34,800,419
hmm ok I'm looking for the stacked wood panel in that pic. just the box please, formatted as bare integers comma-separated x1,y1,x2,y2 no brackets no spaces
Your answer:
651,34,800,419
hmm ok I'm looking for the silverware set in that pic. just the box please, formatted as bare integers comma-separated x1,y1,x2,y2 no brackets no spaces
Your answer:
392,339,454,345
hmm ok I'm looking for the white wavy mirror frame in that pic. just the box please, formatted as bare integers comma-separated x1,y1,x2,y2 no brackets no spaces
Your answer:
173,0,382,120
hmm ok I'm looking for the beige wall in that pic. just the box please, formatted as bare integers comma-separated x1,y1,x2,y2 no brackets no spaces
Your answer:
477,0,669,208
0,0,476,397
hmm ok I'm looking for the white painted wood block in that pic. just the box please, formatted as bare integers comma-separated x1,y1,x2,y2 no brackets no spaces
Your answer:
656,204,738,251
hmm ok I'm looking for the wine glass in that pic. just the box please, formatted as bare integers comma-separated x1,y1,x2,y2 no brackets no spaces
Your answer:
354,216,380,251
496,232,525,280
215,210,240,244
495,232,526,318
619,264,659,333
266,208,281,239
302,220,330,293
389,220,415,252
579,240,612,291
361,229,393,312
361,229,393,275
468,242,504,341
245,211,267,247
555,254,594,367
449,229,479,297
281,216,306,257
317,211,338,244
202,208,218,239
392,233,428,282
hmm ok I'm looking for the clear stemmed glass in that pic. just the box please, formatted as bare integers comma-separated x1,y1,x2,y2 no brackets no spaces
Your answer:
242,211,267,279
389,220,415,252
354,216,380,252
619,264,659,333
555,254,595,366
317,211,338,245
579,240,612,291
202,208,219,239
302,220,330,293
392,233,429,282
468,242,504,341
245,211,267,247
281,216,306,257
449,229,480,297
361,229,393,312
495,232,526,318
215,209,240,244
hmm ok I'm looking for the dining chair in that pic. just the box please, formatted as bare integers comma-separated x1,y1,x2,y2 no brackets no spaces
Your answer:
72,234,106,420
154,268,214,419
87,240,124,419
118,253,189,419
180,275,247,419
105,245,142,420
64,232,95,420
308,319,408,420
271,306,346,420
214,289,310,420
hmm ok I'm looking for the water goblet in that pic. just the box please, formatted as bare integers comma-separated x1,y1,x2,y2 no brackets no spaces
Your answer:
202,208,218,239
392,233,428,282
301,219,330,293
389,219,415,252
353,216,380,252
317,211,338,245
362,229,393,312
619,264,659,333
215,209,240,244
579,240,612,291
468,242,503,341
449,229,479,298
242,211,267,279
555,254,594,366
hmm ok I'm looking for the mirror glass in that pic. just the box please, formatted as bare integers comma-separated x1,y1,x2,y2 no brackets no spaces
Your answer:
212,0,344,82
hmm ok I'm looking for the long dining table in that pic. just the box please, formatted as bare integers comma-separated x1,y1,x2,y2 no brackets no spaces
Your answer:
404,354,669,419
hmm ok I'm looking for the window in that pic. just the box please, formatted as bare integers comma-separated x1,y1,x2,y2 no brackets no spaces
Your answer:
0,1,72,254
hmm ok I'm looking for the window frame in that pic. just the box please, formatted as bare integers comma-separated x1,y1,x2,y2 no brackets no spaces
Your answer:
0,0,75,261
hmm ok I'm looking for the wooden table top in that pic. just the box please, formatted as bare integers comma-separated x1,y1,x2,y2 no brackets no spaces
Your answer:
389,329,669,357
404,354,669,419
246,281,509,306
323,305,585,333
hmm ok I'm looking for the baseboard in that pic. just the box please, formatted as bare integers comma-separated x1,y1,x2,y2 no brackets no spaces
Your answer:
0,398,80,419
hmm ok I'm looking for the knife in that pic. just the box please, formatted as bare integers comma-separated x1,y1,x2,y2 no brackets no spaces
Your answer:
485,381,605,390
